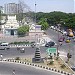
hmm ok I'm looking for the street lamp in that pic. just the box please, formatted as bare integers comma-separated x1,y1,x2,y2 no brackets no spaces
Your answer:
57,24,60,57
35,2,36,24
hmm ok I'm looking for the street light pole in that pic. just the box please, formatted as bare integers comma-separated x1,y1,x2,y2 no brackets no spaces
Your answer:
35,2,36,24
57,24,60,57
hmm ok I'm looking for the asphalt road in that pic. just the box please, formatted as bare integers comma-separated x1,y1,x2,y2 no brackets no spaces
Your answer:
0,47,47,59
0,28,75,67
46,28,75,67
0,61,61,75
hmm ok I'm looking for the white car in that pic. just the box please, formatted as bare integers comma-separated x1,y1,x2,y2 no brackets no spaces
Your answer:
20,48,25,53
0,42,10,50
50,26,54,29
62,31,67,35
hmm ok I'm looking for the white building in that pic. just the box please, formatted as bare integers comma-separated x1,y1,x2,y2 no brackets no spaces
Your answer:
2,15,19,36
29,24,44,37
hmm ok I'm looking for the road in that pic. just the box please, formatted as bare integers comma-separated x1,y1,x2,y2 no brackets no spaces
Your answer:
0,47,47,59
0,29,75,67
0,35,35,43
0,61,61,75
46,28,75,67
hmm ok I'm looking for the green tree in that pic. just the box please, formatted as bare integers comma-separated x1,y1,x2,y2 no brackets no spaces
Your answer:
38,18,49,30
17,25,29,36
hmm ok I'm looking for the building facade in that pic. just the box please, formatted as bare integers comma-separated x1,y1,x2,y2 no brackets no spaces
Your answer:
4,3,23,14
0,6,4,13
3,15,19,36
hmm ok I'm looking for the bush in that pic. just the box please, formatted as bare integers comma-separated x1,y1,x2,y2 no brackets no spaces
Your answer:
55,57,59,60
49,61,54,65
11,41,30,45
15,57,20,60
60,64,66,68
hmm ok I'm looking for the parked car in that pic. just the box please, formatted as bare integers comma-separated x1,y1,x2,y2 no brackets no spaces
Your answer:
50,26,54,29
45,41,55,47
62,31,67,35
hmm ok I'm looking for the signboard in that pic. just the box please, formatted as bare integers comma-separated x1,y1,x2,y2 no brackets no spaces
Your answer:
46,48,57,55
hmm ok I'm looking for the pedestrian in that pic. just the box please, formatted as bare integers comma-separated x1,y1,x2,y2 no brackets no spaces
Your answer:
59,42,62,46
12,70,15,75
0,54,3,61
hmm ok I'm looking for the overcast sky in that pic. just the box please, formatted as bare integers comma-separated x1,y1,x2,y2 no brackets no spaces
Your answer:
0,0,74,13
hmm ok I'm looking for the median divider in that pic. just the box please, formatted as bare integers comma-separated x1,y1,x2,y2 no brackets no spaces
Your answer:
9,44,31,48
2,58,75,75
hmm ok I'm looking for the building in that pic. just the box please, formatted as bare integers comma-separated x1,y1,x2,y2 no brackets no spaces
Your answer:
29,24,44,37
0,6,4,13
4,3,23,14
2,15,19,36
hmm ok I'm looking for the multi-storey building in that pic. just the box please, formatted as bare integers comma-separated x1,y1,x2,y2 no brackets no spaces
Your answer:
4,3,23,14
0,6,4,13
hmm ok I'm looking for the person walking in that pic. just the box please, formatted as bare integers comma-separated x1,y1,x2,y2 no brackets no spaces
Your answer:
0,54,3,61
12,70,15,75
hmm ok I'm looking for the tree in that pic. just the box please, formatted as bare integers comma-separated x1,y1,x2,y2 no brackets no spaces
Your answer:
17,25,29,36
17,0,31,22
38,18,49,30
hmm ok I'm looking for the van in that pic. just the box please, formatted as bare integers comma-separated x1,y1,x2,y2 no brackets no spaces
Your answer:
0,42,10,50
1,42,9,46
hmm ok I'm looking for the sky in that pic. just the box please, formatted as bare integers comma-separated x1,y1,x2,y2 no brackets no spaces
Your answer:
0,0,74,13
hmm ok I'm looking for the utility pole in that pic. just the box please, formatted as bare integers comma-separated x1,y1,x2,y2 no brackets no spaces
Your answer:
0,10,1,25
57,24,60,57
35,2,36,24
35,1,37,33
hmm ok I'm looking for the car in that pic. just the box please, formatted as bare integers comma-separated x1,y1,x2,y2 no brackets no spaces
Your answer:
58,37,65,42
58,35,65,42
0,42,10,50
61,30,67,35
31,42,36,48
20,48,25,53
71,66,75,71
65,38,71,43
50,26,54,29
45,41,55,47
73,36,75,42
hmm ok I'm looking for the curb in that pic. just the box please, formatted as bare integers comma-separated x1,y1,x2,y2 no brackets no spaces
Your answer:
2,59,74,75
60,57,75,74
9,44,31,48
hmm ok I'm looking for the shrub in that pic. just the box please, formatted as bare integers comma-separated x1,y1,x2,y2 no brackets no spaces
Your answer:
55,57,59,60
15,57,20,60
60,64,66,68
49,61,54,65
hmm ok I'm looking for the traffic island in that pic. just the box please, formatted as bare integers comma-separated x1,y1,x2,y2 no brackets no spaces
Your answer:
5,57,74,75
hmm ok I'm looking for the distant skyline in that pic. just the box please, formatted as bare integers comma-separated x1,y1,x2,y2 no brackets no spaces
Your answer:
0,0,74,13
